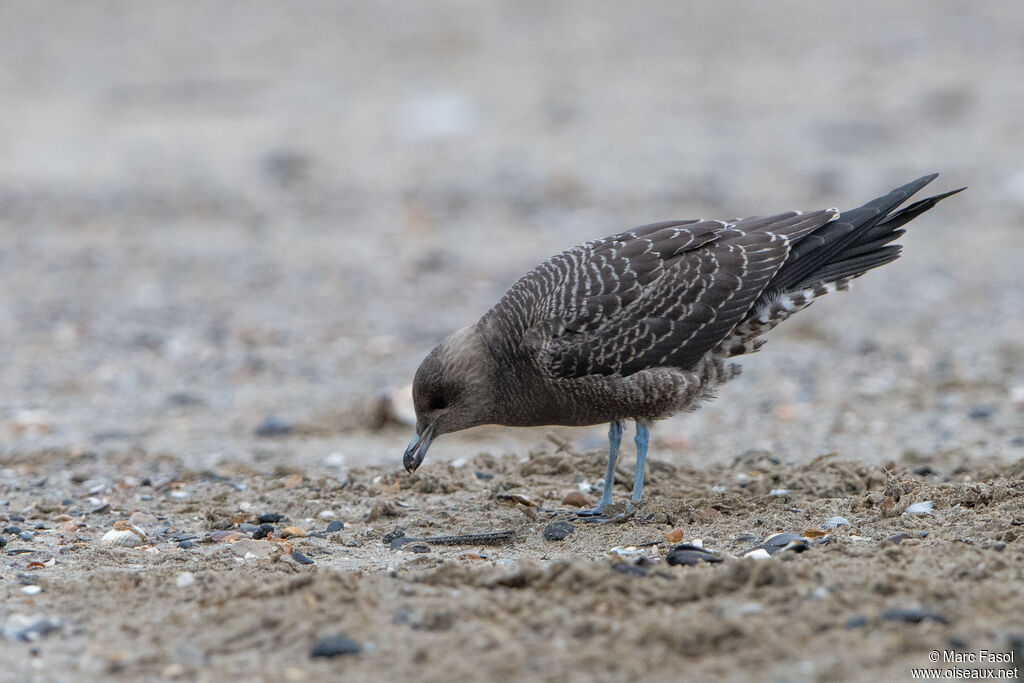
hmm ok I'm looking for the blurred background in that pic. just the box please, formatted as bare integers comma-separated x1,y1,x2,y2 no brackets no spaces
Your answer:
1,1,1021,473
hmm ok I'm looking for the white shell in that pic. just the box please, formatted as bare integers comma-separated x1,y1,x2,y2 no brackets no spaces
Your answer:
99,525,146,547
823,516,850,529
743,548,772,560
904,501,934,515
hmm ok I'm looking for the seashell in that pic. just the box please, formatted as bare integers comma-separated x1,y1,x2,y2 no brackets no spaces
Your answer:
209,530,248,543
279,526,306,538
99,521,147,547
743,548,772,560
769,488,791,496
823,516,850,529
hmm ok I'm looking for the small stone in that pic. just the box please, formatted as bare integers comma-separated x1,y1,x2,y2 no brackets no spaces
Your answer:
209,530,248,543
382,527,407,545
310,634,361,658
279,526,306,539
882,608,949,625
663,529,685,544
543,521,574,541
317,510,336,520
255,416,293,437
178,540,196,549
251,524,274,540
560,491,591,508
845,615,867,629
18,532,34,542
4,526,22,534
326,521,344,533
407,544,431,553
0,537,6,548
474,471,494,480
968,404,996,420
21,585,42,595
176,572,196,588
292,551,314,565
666,544,723,566
258,513,285,524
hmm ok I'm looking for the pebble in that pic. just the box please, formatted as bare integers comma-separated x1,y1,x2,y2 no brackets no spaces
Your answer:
255,416,293,437
543,522,574,541
251,524,274,540
258,513,285,524
3,526,22,534
209,530,248,543
18,532,34,542
178,541,196,549
175,572,196,588
317,510,336,520
0,536,6,548
666,544,723,566
560,491,591,507
21,585,42,595
310,634,361,658
882,608,949,625
292,551,314,565
407,544,430,554
845,615,867,629
279,526,306,539
326,521,344,533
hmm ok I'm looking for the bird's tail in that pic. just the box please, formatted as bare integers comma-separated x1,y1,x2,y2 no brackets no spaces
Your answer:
772,174,964,293
718,175,964,357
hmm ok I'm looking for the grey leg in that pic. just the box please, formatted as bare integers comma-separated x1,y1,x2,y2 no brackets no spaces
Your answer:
630,419,650,506
577,420,623,516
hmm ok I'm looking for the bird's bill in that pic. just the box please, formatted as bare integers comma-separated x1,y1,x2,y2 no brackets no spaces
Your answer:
403,421,436,472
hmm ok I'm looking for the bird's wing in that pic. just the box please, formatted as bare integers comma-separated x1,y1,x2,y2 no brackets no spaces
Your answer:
501,211,838,378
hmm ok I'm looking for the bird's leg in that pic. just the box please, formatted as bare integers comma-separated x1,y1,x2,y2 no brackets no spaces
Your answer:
628,419,651,508
577,420,623,516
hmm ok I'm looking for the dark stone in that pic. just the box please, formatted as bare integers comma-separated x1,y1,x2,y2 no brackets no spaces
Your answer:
882,608,949,625
90,503,110,514
310,635,361,658
255,416,293,437
993,542,1006,552
238,524,259,533
968,404,996,420
845,615,867,629
292,551,314,565
3,526,22,534
474,471,494,480
666,544,723,566
61,498,75,506
382,527,407,545
178,541,196,549
611,562,648,577
9,515,24,522
543,521,574,541
408,544,431,553
912,465,936,476
171,532,199,542
18,532,34,541
252,524,274,540
326,520,344,533
0,536,6,548
257,513,285,524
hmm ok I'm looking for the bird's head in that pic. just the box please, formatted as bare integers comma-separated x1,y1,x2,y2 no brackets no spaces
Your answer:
403,326,496,472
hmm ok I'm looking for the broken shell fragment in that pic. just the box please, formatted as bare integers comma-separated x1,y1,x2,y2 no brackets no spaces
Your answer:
279,526,307,538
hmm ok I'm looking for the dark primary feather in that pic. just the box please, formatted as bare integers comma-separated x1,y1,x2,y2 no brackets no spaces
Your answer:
479,175,961,383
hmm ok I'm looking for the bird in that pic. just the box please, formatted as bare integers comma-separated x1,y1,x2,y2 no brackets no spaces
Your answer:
403,174,963,514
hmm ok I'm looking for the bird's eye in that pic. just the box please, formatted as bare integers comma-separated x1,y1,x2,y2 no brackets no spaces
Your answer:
428,395,448,411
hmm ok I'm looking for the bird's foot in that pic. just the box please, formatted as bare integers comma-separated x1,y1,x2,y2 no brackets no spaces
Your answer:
576,505,606,517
